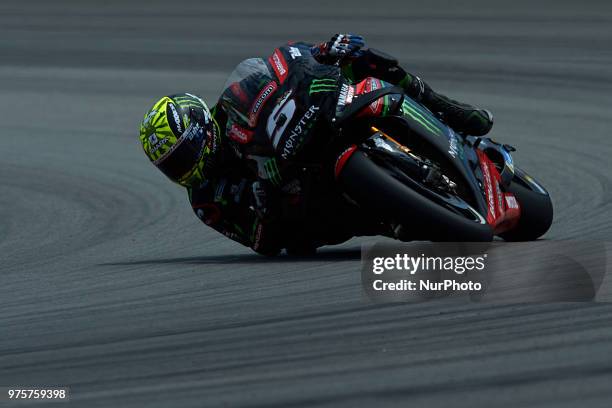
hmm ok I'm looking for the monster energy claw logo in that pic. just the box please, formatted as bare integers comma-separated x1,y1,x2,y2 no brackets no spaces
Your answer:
309,78,337,95
264,158,282,185
401,99,443,137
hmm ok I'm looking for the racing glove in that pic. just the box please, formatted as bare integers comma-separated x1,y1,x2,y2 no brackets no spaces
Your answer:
311,34,365,64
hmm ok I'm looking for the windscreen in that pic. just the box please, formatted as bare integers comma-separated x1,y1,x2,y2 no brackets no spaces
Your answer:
222,58,273,92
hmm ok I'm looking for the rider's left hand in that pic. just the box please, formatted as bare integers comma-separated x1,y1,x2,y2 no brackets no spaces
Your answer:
312,34,365,63
328,34,365,58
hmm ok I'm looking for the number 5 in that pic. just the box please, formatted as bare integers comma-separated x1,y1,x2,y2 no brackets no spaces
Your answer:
267,93,296,149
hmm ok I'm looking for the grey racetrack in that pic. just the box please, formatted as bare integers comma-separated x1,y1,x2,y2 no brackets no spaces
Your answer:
2,0,612,407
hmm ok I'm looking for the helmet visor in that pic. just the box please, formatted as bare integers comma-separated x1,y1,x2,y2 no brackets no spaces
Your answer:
154,120,206,182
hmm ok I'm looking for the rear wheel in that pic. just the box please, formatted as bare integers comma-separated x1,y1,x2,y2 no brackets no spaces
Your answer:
337,150,493,242
499,181,553,241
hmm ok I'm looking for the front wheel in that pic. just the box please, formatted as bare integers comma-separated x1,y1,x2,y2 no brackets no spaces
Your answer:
337,150,494,242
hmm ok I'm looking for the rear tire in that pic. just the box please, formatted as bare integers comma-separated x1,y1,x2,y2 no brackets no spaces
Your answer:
499,181,553,241
338,151,493,242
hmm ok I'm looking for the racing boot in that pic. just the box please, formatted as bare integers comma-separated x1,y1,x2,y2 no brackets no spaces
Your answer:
400,74,493,136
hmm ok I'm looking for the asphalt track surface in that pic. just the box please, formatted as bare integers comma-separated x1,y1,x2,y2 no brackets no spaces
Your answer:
1,0,612,407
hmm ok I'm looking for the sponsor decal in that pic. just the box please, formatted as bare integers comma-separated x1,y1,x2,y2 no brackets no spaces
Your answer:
368,79,382,114
505,194,519,209
309,78,337,95
494,192,522,234
448,131,459,159
477,150,512,230
480,154,496,219
356,77,379,94
400,99,444,137
228,123,254,144
205,125,217,154
353,78,384,117
268,49,288,84
249,81,278,127
337,84,355,111
184,122,203,141
346,85,354,104
168,102,182,134
281,105,320,160
149,135,169,155
496,183,504,215
148,133,158,145
263,157,282,185
288,46,302,59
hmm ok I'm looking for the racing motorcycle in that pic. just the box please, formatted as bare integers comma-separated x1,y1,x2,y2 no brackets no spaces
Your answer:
225,54,553,246
328,84,553,242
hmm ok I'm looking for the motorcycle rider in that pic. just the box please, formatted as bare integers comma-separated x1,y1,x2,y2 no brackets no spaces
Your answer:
139,34,493,255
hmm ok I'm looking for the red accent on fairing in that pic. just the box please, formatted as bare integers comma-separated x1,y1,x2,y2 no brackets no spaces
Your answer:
498,193,521,233
268,48,288,84
354,77,381,95
334,145,358,179
228,123,254,144
354,77,384,117
476,150,521,234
